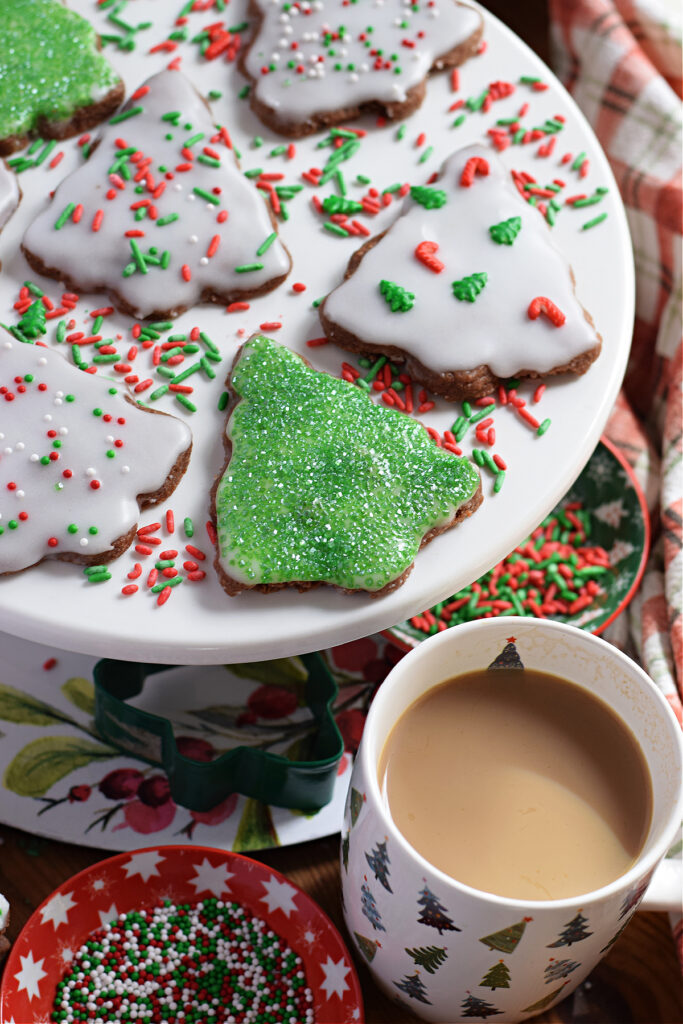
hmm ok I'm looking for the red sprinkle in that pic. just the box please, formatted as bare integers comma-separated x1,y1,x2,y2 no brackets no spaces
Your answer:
528,296,566,327
414,240,445,273
460,156,490,187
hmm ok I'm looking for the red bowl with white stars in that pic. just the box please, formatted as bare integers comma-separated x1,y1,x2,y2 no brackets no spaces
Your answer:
0,844,364,1023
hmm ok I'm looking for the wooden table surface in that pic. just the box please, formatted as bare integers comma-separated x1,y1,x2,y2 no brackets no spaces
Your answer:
1,3,682,1022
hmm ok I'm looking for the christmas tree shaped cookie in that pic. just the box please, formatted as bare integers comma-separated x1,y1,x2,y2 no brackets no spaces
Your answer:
239,0,483,137
0,336,192,574
321,144,602,400
0,0,124,156
22,70,291,320
211,335,481,596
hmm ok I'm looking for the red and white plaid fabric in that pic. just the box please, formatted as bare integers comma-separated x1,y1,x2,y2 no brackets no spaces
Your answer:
549,0,682,959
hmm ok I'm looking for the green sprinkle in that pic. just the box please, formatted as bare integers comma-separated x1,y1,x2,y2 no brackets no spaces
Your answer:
54,203,76,230
466,88,489,112
572,194,603,208
418,145,434,164
452,114,466,128
56,321,66,343
396,124,406,140
234,261,265,273
537,418,552,436
324,221,349,237
494,471,505,493
356,174,371,185
171,362,202,384
269,144,287,157
33,139,57,166
582,212,608,230
519,75,541,84
238,85,250,99
571,151,586,171
85,571,112,583
183,517,194,537
469,404,494,424
151,574,183,593
109,106,143,125
156,213,179,226
193,187,220,205
256,232,277,256
149,384,170,400
129,239,147,275
243,167,262,179
184,132,204,148
199,331,219,354
217,391,229,412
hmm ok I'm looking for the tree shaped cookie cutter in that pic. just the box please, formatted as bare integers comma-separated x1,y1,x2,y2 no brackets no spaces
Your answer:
93,654,343,813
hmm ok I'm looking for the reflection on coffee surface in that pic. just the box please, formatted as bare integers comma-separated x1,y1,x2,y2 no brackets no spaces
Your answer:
378,667,652,900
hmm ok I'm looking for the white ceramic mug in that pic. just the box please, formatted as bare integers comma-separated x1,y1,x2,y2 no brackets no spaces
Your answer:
340,618,683,1022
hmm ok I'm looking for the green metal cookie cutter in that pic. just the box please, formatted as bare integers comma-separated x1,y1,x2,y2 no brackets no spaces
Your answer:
93,653,344,813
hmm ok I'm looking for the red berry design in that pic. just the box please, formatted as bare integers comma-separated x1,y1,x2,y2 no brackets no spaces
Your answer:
98,768,144,800
175,736,215,762
247,684,298,719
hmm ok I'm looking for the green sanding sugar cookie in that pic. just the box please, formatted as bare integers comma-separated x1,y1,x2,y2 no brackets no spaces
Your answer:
0,0,124,154
213,336,482,594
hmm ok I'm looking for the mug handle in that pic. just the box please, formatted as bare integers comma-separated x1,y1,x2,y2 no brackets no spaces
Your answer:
640,855,683,912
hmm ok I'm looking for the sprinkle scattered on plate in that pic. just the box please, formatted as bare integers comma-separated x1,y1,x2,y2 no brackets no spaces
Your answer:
387,437,649,648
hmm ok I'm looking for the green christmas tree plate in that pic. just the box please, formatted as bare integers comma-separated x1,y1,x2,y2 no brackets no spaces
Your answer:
386,437,650,649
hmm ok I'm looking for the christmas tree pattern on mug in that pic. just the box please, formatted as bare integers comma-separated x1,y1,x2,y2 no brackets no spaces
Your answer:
547,910,593,947
354,931,380,963
417,883,461,934
239,0,483,137
461,992,502,1018
394,971,432,1005
0,0,124,156
522,980,571,1014
22,70,291,320
360,878,385,932
480,960,511,990
479,917,532,953
0,337,192,574
212,336,482,595
320,144,602,401
544,957,580,984
488,636,524,670
405,944,448,975
348,787,365,828
365,838,392,893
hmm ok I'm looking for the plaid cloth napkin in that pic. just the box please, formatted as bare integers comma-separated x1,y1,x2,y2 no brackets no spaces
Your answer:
549,0,682,960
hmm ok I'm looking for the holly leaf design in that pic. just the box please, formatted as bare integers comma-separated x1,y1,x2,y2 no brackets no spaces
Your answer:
489,216,522,245
232,798,280,852
379,279,415,313
4,736,117,797
0,683,70,726
410,186,448,209
227,657,308,690
452,271,487,302
61,677,95,716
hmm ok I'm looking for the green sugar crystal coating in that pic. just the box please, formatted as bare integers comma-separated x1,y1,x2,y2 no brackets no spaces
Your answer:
0,0,121,141
215,336,480,591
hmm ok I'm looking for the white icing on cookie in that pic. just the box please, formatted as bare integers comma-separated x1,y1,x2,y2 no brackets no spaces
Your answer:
0,161,19,231
22,70,290,319
242,0,482,129
0,338,192,574
323,143,601,380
